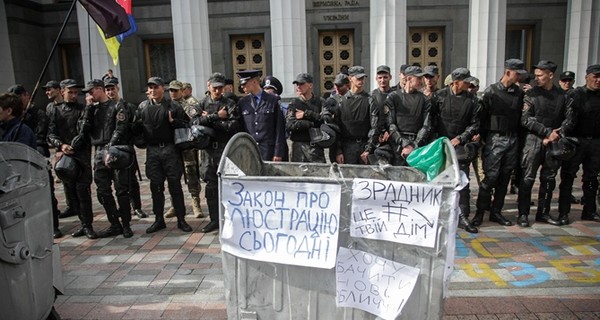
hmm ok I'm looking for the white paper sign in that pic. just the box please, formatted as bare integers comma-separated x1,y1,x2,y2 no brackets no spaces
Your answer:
351,178,442,248
336,247,420,320
221,179,341,269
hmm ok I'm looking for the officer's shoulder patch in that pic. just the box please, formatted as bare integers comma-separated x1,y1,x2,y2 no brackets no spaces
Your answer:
188,107,197,117
384,105,390,114
116,111,126,122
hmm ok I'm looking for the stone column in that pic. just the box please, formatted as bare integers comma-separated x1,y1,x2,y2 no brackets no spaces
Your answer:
171,0,212,94
76,4,120,83
270,0,307,98
369,0,407,89
564,0,600,85
0,0,15,88
467,0,507,89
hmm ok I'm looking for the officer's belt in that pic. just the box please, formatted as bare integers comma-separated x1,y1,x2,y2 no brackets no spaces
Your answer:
148,142,174,147
489,131,517,137
580,136,600,140
343,137,367,143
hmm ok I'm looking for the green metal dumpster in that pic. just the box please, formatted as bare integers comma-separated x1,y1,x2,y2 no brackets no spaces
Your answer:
0,142,62,320
218,133,460,319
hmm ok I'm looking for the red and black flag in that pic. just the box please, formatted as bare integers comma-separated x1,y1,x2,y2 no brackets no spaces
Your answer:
78,0,131,38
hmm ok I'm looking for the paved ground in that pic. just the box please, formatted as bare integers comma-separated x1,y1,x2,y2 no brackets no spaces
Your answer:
50,150,600,319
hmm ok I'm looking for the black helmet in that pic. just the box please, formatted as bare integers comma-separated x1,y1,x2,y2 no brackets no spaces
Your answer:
309,123,338,148
190,125,216,149
455,142,479,164
104,145,134,169
549,137,578,161
54,155,80,181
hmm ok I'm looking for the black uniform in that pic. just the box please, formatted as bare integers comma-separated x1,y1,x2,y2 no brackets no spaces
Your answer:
286,95,326,163
382,88,433,165
23,104,50,157
431,87,480,222
193,95,240,224
48,101,95,237
323,92,344,163
559,86,600,223
474,81,524,226
80,99,134,237
334,90,377,164
133,98,189,230
517,85,575,225
119,98,144,214
238,91,287,161
31,101,61,236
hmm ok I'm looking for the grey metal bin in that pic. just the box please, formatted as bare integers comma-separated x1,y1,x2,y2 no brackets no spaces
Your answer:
0,142,62,320
218,133,460,320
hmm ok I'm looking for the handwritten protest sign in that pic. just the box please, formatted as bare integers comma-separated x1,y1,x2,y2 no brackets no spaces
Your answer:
351,178,442,248
336,247,420,319
221,179,341,268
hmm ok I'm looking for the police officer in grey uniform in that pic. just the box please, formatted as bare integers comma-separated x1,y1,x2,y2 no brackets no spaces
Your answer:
48,79,97,239
80,79,136,238
192,73,240,233
334,66,377,164
517,61,576,227
472,59,526,227
132,77,192,233
381,66,433,165
558,64,600,224
431,68,480,233
237,70,287,161
286,73,327,163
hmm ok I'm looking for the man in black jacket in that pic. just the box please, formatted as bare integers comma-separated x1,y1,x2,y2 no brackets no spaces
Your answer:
193,73,240,233
558,64,600,224
517,61,575,227
472,59,526,227
132,77,192,233
431,67,480,233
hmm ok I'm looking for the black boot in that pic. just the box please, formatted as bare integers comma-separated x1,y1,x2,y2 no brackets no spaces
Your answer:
471,211,484,227
97,224,123,238
458,213,478,233
535,213,561,226
489,212,512,226
581,212,600,222
517,214,530,227
557,212,570,225
122,221,133,238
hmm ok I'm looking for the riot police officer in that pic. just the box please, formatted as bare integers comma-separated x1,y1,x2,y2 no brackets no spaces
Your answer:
193,73,239,233
237,70,287,161
165,80,204,219
517,61,575,227
334,66,377,164
286,73,327,163
104,77,147,219
381,66,433,165
48,79,97,239
472,59,526,227
431,67,481,233
80,79,135,238
132,77,192,233
558,64,600,224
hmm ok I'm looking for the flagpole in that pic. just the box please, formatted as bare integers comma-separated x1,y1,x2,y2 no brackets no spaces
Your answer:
26,0,78,111
87,12,92,81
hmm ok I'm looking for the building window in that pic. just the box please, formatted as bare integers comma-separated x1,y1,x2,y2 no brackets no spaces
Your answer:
60,44,84,84
506,25,534,71
408,27,444,88
144,39,176,81
231,34,266,94
318,30,353,97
